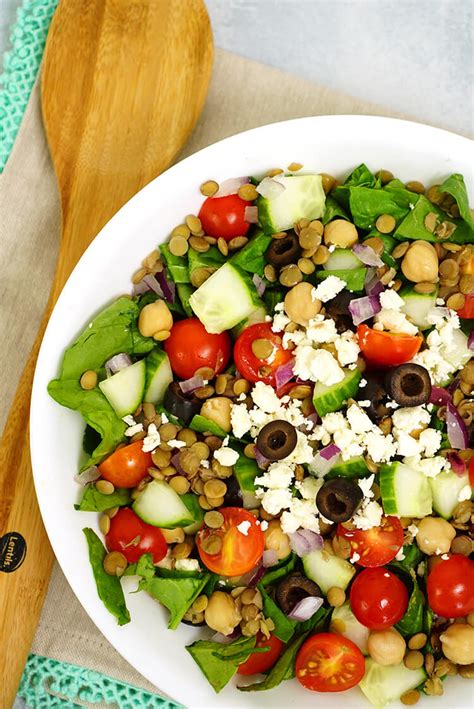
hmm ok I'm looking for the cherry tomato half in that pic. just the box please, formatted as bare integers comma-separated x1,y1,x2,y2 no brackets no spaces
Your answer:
350,568,408,630
164,317,231,380
427,554,474,618
357,324,422,368
234,322,293,386
238,633,284,675
469,457,474,488
198,194,250,241
106,508,167,564
337,517,404,568
98,441,152,489
457,293,474,319
295,633,365,692
197,507,264,577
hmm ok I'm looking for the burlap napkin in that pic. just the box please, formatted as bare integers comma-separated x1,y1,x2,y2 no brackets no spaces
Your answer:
0,48,437,700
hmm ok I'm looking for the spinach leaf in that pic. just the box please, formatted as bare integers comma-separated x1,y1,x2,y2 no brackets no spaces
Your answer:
187,635,256,693
314,267,367,292
390,544,424,572
439,173,474,230
238,631,310,692
176,282,195,317
138,290,184,318
76,485,131,512
123,552,156,579
188,246,225,280
395,572,424,637
140,573,210,629
229,230,272,276
394,195,473,244
160,243,190,283
344,163,378,188
257,583,296,643
322,195,349,225
294,605,331,636
348,186,414,229
263,288,285,316
190,414,227,438
260,554,297,587
83,528,130,626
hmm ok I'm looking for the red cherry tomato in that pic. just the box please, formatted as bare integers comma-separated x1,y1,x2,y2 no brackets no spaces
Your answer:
295,633,365,692
456,293,474,319
234,322,293,386
98,441,152,489
197,507,264,576
469,457,474,487
238,633,284,675
350,568,408,630
357,324,422,368
198,194,250,241
427,554,474,618
164,317,231,380
105,508,167,564
337,517,404,568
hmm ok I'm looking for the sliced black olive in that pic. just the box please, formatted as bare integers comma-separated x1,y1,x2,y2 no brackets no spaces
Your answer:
324,290,354,317
163,382,201,425
276,572,322,614
256,420,297,461
316,478,363,523
385,363,432,407
266,232,301,267
223,476,243,507
357,372,389,422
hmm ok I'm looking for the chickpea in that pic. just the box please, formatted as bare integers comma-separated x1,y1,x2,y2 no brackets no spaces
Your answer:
440,623,474,665
415,517,456,555
263,520,291,560
368,628,406,666
324,219,358,248
200,397,232,433
401,241,438,283
204,591,241,635
284,282,322,326
138,300,173,337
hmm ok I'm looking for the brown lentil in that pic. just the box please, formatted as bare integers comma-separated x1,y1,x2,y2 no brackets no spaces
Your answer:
204,479,227,498
105,506,119,519
161,528,185,544
200,533,222,554
392,242,410,259
193,479,205,495
424,652,435,675
376,169,394,184
228,236,248,251
178,449,201,477
446,293,465,310
217,237,228,256
103,551,127,576
238,183,258,201
460,274,474,294
459,663,474,679
296,257,314,274
96,480,115,495
267,168,284,177
244,443,256,459
414,281,437,294
177,428,198,447
185,214,202,234
299,226,321,250
364,236,385,256
160,465,176,477
200,180,219,197
159,422,178,441
287,162,303,171
189,235,210,252
191,267,216,288
453,500,471,524
206,495,225,508
423,677,443,697
332,535,351,559
263,263,277,282
204,510,224,529
408,632,427,650
192,595,209,613
375,214,396,234
194,385,215,400
169,235,189,257
400,689,420,706
151,448,172,468
312,245,330,264
461,361,474,384
251,338,274,360
271,230,288,240
169,475,191,494
288,384,313,399
450,535,472,556
427,184,444,204
205,435,223,451
171,224,190,239
434,658,457,677
143,249,161,269
132,267,148,284
424,212,438,233
99,514,111,535
279,264,303,287
233,378,251,396
80,370,98,390
327,587,346,607
380,267,397,285
405,180,425,194
214,374,229,395
172,540,193,559
404,650,424,670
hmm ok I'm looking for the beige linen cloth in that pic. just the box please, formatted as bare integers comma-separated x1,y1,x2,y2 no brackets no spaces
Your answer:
0,48,449,701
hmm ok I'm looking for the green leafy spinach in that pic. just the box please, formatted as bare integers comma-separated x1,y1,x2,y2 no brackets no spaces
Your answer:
395,571,424,637
75,485,131,512
140,572,210,629
83,528,130,626
439,173,474,230
186,635,257,693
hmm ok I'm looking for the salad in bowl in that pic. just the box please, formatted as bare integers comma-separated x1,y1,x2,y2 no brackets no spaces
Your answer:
46,158,473,707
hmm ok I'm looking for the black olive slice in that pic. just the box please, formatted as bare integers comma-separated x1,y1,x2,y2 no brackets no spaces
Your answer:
316,478,363,523
324,290,354,318
357,372,389,422
385,363,432,407
222,476,244,507
256,420,297,461
276,572,322,614
266,233,301,267
163,382,201,425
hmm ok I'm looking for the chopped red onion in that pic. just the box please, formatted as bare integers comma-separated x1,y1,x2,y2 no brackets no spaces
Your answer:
309,444,341,477
306,412,321,427
256,176,285,199
353,243,384,267
262,549,279,568
348,294,382,326
247,564,266,587
320,443,341,461
447,451,467,477
170,453,186,476
211,632,236,644
446,403,468,450
142,274,164,297
132,279,151,296
275,360,295,390
254,446,270,470
252,273,266,296
288,529,323,557
468,331,474,351
179,375,205,393
365,268,384,297
74,465,100,486
429,386,452,406
287,596,324,621
215,176,249,197
245,206,259,224
105,353,132,377
155,268,176,304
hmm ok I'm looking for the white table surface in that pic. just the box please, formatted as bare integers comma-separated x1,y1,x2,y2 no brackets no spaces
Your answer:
1,0,473,136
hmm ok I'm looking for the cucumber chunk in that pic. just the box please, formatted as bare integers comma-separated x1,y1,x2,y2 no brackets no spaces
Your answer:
313,368,362,417
358,659,426,708
380,462,432,517
133,480,197,528
327,456,371,479
98,359,145,417
323,248,362,271
189,262,264,334
144,348,173,405
315,267,367,292
430,470,471,519
234,452,260,509
399,286,438,330
441,328,472,372
190,414,227,438
302,548,355,594
330,602,370,655
257,174,326,234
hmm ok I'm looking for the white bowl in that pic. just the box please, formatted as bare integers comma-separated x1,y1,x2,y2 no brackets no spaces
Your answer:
31,116,473,709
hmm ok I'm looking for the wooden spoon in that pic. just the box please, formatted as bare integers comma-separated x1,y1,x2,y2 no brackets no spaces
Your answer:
0,1,212,704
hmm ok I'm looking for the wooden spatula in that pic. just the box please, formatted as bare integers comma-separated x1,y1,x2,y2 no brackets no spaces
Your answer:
0,1,212,705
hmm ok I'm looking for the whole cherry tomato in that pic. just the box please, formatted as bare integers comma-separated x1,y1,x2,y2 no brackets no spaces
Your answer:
337,517,404,568
427,554,474,618
350,568,408,630
469,457,474,487
295,633,365,692
238,633,284,675
106,508,167,564
198,194,250,241
98,441,152,489
197,507,264,576
234,322,293,386
164,317,231,380
357,324,422,367
456,293,474,319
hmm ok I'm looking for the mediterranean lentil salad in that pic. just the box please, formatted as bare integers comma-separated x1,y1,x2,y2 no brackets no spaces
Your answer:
49,164,474,706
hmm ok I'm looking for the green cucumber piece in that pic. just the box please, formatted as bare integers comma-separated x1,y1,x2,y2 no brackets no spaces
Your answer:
380,462,432,517
257,174,326,234
330,602,370,655
313,368,362,417
231,306,268,338
327,456,370,479
190,414,227,438
234,452,260,508
323,248,362,271
358,659,426,708
189,262,264,333
399,286,438,330
159,244,190,283
176,283,195,317
302,549,355,594
430,471,471,519
144,348,173,405
98,360,146,417
133,480,196,528
315,267,367,292
441,328,472,371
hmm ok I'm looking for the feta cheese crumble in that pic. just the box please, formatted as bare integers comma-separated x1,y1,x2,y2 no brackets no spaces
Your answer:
312,276,346,302
237,520,251,536
214,446,239,467
142,423,161,452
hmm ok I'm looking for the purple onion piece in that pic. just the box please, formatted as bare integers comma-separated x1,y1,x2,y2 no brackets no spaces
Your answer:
446,403,468,450
365,268,384,297
348,293,382,326
254,446,270,470
288,529,323,557
247,564,266,587
448,377,460,394
171,453,186,476
142,274,164,297
262,549,279,568
132,279,151,296
309,445,341,477
215,176,249,197
74,465,100,486
429,386,452,407
468,331,474,351
211,632,237,644
287,596,324,621
447,451,467,477
252,273,266,296
306,412,320,428
155,268,176,304
105,352,132,377
245,206,259,224
320,443,341,461
179,375,205,394
275,359,295,390
353,243,384,267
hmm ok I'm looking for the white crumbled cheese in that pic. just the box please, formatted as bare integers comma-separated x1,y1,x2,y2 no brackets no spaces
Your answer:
395,431,422,457
175,559,201,572
436,298,445,306
272,309,291,332
441,553,450,560
156,550,173,570
282,431,315,465
374,307,419,336
142,423,161,452
231,403,252,438
251,381,282,413
412,306,463,385
458,485,472,502
255,462,294,490
418,428,442,457
312,276,346,302
395,548,406,561
359,378,367,388
237,520,251,536
358,474,375,499
168,439,186,449
306,315,339,343
346,404,374,434
407,524,419,537
328,245,336,252
379,289,405,310
200,459,210,469
404,455,449,478
214,447,239,467
350,552,361,563
392,406,431,433
161,412,169,424
122,415,136,426
334,331,360,366
358,400,371,408
125,423,144,437
294,346,345,385
258,488,293,515
259,520,269,531
295,476,322,500
435,547,443,555
364,431,397,463
280,497,320,534
352,500,384,530
386,400,399,409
